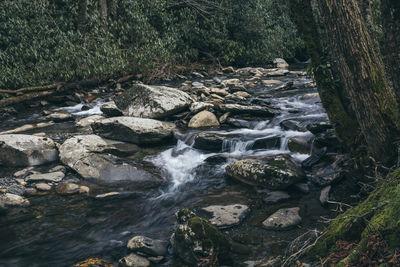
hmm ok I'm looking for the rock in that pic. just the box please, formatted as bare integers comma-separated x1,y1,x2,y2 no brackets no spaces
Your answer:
233,91,251,98
280,119,307,132
252,136,281,150
263,191,291,204
119,253,150,267
193,132,230,151
92,117,175,145
301,147,327,169
59,135,161,187
189,102,214,113
188,111,220,129
311,166,343,186
100,101,123,117
210,88,229,96
56,183,89,195
219,112,230,124
266,69,289,77
171,209,232,265
13,167,35,178
0,134,58,166
201,204,249,228
0,193,30,207
314,129,341,152
226,155,306,190
49,165,66,173
46,111,73,122
261,80,281,86
273,82,294,91
288,135,313,154
6,184,26,196
35,183,52,191
26,171,65,183
293,183,310,194
127,236,168,256
306,121,332,135
262,207,301,230
114,84,192,119
219,104,276,117
73,258,113,267
273,58,289,69
75,115,105,128
320,186,331,205
25,188,37,195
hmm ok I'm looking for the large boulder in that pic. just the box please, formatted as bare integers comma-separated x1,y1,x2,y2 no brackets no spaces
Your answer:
114,84,193,119
92,117,175,145
59,135,161,187
194,132,230,152
225,155,305,190
0,134,58,166
188,111,220,129
170,209,232,265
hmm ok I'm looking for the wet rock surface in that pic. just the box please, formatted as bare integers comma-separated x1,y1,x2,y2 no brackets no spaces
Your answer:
201,204,249,228
262,207,302,230
92,117,176,145
0,134,58,166
225,155,306,190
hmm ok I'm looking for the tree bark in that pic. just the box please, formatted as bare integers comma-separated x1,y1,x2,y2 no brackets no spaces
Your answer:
381,0,400,100
288,0,361,151
99,0,108,20
317,0,400,165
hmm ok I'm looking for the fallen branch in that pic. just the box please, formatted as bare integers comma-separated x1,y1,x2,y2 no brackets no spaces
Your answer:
0,79,104,107
0,84,59,95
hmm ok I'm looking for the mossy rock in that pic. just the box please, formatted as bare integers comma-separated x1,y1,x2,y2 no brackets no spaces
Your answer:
307,168,400,265
171,209,232,266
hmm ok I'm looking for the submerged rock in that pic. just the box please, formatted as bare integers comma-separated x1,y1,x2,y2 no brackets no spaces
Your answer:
288,135,313,154
263,191,291,204
127,236,168,257
225,155,305,190
193,132,229,151
92,117,176,145
171,209,232,265
201,204,249,228
114,84,193,119
262,207,301,230
0,193,30,208
0,134,58,166
56,183,89,195
188,110,220,129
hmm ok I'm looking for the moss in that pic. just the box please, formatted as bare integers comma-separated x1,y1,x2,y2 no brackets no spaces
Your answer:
307,168,400,265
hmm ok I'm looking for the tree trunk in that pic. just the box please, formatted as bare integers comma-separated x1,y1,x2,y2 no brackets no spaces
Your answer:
78,0,88,33
99,0,108,20
317,0,400,165
381,0,400,100
288,0,361,151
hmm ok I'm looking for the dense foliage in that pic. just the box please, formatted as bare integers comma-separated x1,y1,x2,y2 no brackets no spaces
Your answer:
0,0,302,89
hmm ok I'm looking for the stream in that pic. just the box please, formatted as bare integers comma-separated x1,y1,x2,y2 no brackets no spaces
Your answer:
0,66,343,266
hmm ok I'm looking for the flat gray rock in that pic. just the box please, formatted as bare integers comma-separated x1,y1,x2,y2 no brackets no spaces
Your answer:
0,134,58,166
202,204,249,228
26,171,65,183
262,207,301,230
92,117,176,145
0,193,30,207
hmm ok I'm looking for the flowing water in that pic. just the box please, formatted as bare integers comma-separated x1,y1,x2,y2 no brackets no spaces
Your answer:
0,72,333,266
